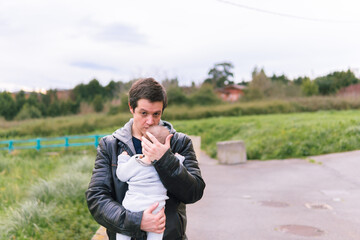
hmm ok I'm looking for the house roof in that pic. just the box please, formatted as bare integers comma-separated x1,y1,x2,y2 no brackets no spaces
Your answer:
215,84,246,93
224,84,247,90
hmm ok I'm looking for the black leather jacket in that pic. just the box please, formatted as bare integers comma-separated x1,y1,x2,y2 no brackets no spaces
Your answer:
86,119,205,240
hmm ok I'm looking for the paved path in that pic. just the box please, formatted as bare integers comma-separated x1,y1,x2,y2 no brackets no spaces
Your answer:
186,150,360,240
92,150,360,239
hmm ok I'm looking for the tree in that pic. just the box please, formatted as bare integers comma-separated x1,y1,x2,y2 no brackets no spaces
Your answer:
47,101,61,117
301,78,319,96
270,74,290,84
314,70,359,95
27,92,39,107
93,94,104,112
88,79,105,99
167,87,188,105
204,62,234,88
105,80,119,99
15,90,26,112
0,91,17,120
293,76,309,85
244,67,271,100
73,83,88,101
189,84,221,105
73,79,105,102
162,78,179,90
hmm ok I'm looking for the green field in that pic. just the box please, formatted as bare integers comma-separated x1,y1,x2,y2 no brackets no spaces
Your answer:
1,109,360,239
173,110,360,160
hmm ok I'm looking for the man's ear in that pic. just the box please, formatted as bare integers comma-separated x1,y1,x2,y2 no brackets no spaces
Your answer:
129,103,134,114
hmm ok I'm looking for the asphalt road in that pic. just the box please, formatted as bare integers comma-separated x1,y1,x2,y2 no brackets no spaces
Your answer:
186,150,360,240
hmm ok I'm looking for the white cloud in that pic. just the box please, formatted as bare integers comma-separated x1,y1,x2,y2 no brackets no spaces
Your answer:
0,0,359,91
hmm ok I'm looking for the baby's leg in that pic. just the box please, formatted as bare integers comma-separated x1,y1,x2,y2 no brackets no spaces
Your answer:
147,231,164,240
116,233,131,240
152,200,166,214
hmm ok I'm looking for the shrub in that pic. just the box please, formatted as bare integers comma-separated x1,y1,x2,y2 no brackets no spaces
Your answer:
108,94,129,115
15,103,42,120
188,84,221,106
167,87,189,105
93,94,104,112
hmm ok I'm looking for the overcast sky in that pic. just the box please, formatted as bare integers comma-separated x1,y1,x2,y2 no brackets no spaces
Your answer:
1,0,359,92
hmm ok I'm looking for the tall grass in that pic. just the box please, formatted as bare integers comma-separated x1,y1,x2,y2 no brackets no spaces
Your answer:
0,149,99,240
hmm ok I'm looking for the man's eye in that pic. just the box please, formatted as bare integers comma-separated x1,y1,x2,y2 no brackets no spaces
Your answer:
153,112,160,117
141,112,147,116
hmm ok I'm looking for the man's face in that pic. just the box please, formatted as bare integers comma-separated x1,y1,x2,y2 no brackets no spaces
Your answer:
130,99,163,138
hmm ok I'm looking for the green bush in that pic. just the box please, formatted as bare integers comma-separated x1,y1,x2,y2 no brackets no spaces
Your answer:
188,84,221,106
15,103,43,120
167,87,189,105
93,94,104,112
108,94,129,115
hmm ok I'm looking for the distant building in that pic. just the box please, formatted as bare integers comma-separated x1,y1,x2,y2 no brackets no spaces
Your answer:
215,84,246,102
56,89,72,100
337,83,360,97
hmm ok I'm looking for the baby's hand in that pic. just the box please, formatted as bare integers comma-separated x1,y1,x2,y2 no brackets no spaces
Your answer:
120,151,128,156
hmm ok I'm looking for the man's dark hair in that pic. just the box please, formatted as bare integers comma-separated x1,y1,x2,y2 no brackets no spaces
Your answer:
128,78,168,111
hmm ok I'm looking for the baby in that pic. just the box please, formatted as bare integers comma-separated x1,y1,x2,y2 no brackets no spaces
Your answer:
116,125,184,240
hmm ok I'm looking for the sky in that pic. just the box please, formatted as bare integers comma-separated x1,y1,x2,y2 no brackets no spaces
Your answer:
0,0,359,92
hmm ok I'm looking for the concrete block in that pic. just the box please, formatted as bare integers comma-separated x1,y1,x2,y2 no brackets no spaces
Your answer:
217,140,247,164
189,135,201,161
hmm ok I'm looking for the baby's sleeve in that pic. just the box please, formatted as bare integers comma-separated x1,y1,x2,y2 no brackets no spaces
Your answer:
118,154,130,164
116,155,131,182
174,153,185,165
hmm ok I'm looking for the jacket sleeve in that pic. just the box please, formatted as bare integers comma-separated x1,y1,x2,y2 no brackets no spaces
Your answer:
152,133,205,204
85,137,144,238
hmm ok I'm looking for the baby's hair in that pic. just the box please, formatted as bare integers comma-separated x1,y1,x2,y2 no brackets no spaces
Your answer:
145,125,170,144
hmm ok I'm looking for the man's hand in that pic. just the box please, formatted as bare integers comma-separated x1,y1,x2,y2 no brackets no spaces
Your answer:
140,202,166,233
142,132,173,163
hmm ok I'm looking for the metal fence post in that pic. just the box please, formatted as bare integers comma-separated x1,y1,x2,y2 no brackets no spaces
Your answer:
94,135,99,148
36,138,41,151
65,137,69,148
9,140,13,152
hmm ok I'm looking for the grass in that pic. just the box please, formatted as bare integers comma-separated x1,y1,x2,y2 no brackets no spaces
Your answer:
0,148,99,240
1,109,360,239
163,96,360,120
172,110,360,160
2,95,360,140
0,112,131,139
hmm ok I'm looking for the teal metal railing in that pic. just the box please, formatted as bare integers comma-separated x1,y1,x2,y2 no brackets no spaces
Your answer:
0,134,108,152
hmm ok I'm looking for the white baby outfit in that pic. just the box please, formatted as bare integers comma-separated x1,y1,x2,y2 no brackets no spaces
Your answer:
116,153,184,240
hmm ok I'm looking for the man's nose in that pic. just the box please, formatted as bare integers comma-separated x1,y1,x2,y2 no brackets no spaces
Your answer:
146,115,154,125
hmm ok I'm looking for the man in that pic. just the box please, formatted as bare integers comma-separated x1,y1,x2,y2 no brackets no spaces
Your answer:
86,77,205,240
